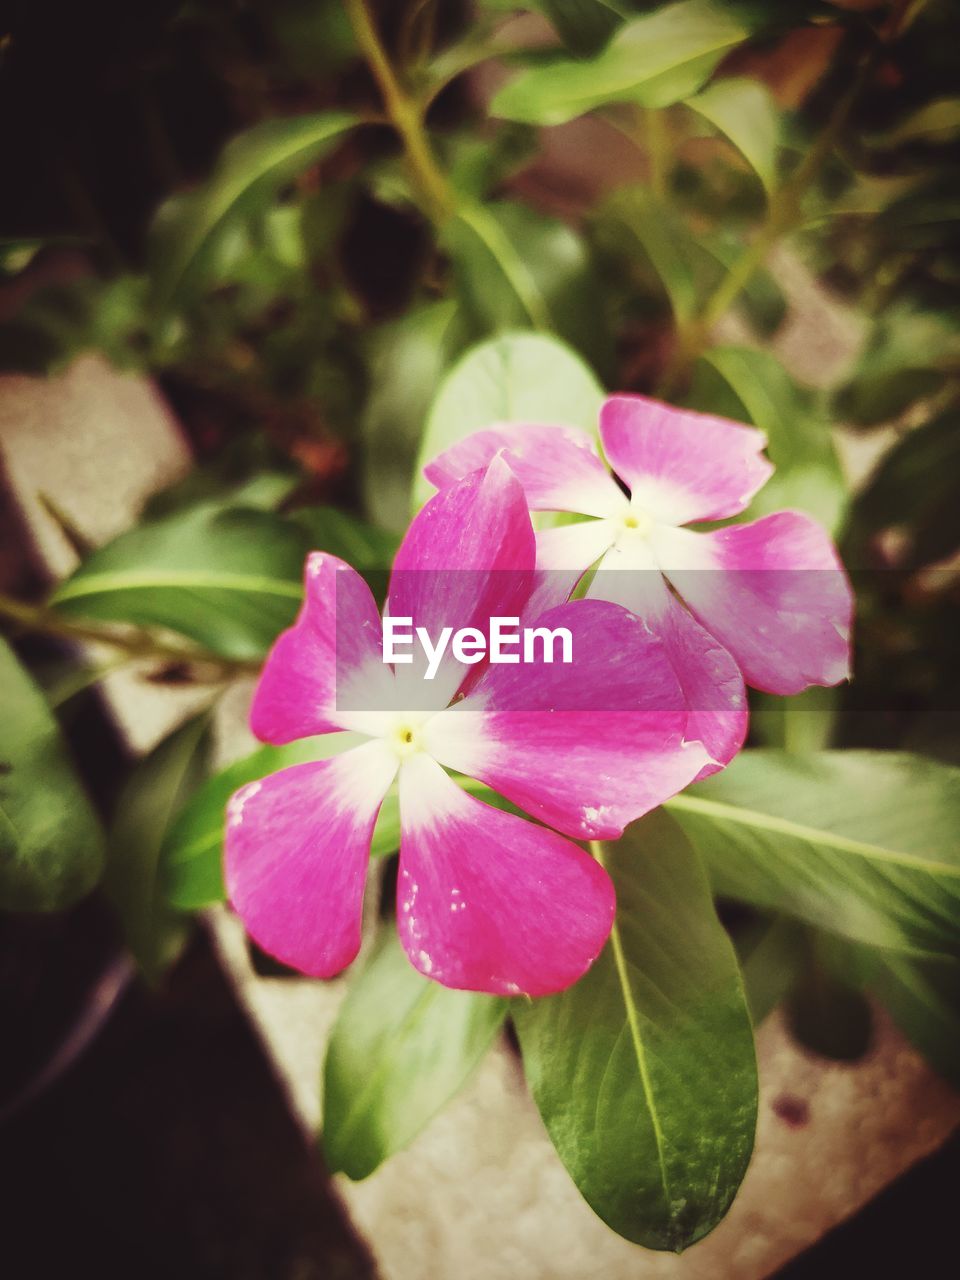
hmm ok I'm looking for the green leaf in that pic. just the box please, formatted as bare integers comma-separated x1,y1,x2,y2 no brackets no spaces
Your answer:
515,810,757,1251
875,174,960,251
444,200,614,376
686,346,846,531
857,948,960,1087
594,189,785,334
835,304,959,427
322,929,506,1179
693,234,787,336
668,751,960,956
595,186,700,324
539,0,634,54
847,410,960,569
492,1,751,127
0,638,105,910
50,502,308,660
106,715,210,980
880,98,960,146
413,331,604,508
685,78,781,195
443,127,538,203
361,301,468,532
149,111,357,312
784,931,873,1061
291,506,400,572
733,913,806,1026
142,433,302,520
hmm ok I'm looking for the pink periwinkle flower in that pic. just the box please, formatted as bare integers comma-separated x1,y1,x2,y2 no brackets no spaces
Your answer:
225,457,710,997
425,395,854,772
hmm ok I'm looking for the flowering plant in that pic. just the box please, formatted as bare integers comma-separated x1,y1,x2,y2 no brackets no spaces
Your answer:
2,0,959,1264
229,399,854,1002
227,455,717,994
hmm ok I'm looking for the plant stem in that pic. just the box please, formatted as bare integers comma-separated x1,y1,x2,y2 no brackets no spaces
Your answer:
346,0,454,224
0,591,259,677
658,40,883,396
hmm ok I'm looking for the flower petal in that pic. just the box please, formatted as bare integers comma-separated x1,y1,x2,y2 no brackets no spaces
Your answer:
424,422,626,519
425,598,709,839
534,519,616,573
388,456,537,705
225,741,398,978
590,539,747,777
521,518,618,620
397,753,615,996
599,394,774,524
647,595,747,777
250,553,392,743
653,512,854,694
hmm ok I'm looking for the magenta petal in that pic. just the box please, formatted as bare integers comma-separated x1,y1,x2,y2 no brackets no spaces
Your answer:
250,553,389,743
425,599,709,839
388,457,537,703
225,742,398,978
589,544,747,777
397,754,615,996
424,422,625,518
654,513,854,695
650,594,747,778
599,394,774,524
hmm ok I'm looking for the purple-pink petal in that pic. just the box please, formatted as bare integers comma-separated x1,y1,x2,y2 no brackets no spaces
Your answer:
424,422,625,518
225,742,398,978
599,394,774,525
250,553,388,744
653,512,854,695
397,754,615,996
587,544,747,777
388,457,537,704
424,598,709,839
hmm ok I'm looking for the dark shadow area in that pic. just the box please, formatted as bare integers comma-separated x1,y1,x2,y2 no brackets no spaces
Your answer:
773,1131,960,1279
0,916,375,1280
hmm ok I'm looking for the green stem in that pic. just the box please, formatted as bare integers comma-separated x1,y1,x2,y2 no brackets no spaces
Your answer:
658,40,883,396
0,591,259,678
346,0,454,224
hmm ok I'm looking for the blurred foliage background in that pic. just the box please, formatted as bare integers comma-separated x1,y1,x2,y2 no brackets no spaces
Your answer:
1,0,960,1254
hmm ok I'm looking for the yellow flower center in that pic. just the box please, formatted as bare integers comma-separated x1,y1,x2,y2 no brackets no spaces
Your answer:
619,508,653,538
391,721,424,758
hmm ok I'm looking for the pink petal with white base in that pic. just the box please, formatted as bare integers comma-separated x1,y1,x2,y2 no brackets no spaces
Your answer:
535,519,616,574
523,519,618,618
397,754,615,996
225,741,398,978
388,457,536,704
425,599,708,839
250,554,390,744
424,422,625,519
590,539,747,776
599,395,774,524
653,512,853,695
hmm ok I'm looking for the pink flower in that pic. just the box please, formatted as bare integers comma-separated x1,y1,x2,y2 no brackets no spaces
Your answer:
425,395,853,772
225,458,709,996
